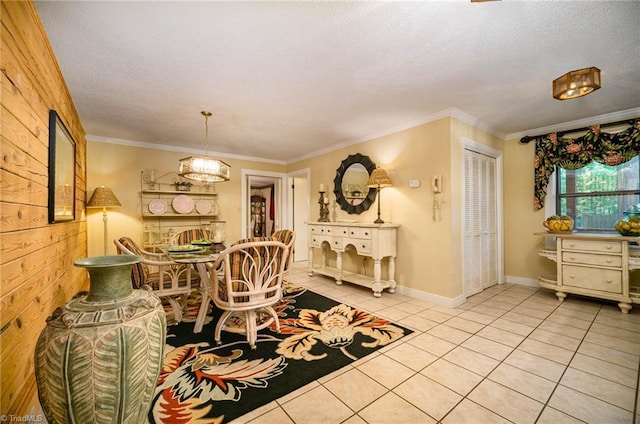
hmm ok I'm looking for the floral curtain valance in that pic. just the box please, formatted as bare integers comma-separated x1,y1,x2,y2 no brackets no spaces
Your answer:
531,119,640,210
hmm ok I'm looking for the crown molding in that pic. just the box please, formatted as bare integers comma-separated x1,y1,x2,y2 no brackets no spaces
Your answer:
86,135,286,165
506,107,640,141
288,108,500,164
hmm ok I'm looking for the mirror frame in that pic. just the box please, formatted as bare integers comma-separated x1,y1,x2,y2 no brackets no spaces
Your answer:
333,153,377,214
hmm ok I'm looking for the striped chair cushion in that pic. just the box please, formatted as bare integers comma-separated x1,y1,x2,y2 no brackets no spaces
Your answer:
116,237,149,289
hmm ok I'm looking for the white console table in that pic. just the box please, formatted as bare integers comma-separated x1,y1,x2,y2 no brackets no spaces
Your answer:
536,232,640,313
307,222,399,297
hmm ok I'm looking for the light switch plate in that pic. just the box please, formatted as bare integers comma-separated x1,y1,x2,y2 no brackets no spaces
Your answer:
409,179,420,188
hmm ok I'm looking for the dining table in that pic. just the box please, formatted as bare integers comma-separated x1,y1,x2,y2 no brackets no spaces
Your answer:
163,242,227,333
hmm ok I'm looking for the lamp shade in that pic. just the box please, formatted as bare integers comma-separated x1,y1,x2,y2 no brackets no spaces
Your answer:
366,168,392,188
87,187,121,208
552,67,601,100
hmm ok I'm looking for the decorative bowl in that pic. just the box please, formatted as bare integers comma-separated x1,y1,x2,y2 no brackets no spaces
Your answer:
543,216,574,232
614,215,640,236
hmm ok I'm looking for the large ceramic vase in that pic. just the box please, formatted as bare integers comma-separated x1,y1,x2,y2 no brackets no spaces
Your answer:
35,255,167,424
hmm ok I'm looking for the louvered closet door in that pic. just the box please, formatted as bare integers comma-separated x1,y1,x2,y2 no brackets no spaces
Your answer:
464,149,498,296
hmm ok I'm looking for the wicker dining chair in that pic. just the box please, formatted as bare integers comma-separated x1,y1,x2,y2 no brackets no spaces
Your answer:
114,237,193,323
206,240,288,349
271,229,295,275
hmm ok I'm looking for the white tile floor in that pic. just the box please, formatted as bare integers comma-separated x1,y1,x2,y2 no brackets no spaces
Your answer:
232,262,640,424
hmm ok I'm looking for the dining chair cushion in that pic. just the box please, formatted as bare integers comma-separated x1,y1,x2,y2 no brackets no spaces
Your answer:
171,228,212,245
116,236,149,288
271,230,295,271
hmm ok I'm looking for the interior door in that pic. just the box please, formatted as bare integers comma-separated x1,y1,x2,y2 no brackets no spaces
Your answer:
464,148,498,296
288,173,309,262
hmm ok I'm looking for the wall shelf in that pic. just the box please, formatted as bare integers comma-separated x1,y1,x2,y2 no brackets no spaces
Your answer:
140,171,221,247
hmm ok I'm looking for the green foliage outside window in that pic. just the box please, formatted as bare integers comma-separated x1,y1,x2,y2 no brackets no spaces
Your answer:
557,156,640,231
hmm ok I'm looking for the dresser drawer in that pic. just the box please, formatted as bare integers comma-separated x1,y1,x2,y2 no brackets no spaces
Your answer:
309,225,329,236
330,237,344,250
349,227,372,239
331,226,349,237
310,235,330,247
561,239,622,253
352,239,372,254
562,265,622,293
562,252,622,267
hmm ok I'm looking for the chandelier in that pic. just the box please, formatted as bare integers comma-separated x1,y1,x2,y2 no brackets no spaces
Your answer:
179,111,230,182
552,67,601,100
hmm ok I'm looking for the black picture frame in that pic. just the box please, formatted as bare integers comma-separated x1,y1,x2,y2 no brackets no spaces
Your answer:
48,110,76,223
333,153,378,214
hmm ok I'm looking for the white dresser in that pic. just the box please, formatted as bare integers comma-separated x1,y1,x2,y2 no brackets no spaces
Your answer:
536,232,640,313
307,222,399,297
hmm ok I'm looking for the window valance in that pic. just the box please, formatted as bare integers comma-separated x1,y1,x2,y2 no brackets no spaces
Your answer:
526,119,639,210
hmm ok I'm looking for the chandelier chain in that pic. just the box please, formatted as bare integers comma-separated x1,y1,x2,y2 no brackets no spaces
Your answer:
202,110,212,155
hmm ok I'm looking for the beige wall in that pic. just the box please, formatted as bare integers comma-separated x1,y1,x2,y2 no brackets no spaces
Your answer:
86,141,286,257
503,137,556,280
289,117,504,299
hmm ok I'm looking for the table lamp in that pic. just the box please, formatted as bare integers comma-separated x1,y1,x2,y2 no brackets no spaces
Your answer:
87,186,121,255
366,168,392,224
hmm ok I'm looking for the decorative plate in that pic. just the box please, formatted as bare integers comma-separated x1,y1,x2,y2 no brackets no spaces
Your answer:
195,200,212,215
148,200,167,215
172,195,194,214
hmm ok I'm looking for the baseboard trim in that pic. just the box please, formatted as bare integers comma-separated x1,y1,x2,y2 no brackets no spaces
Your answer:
505,275,540,287
395,285,467,308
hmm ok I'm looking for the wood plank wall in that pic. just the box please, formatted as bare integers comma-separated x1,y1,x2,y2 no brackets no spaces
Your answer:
1,1,88,414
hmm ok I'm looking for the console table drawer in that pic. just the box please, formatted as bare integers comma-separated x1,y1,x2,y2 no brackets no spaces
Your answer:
310,235,330,247
349,227,372,239
352,239,372,254
561,239,622,253
330,237,344,250
310,225,330,235
562,252,622,267
562,265,622,293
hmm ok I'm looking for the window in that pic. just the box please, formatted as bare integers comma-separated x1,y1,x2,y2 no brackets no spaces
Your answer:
556,156,640,231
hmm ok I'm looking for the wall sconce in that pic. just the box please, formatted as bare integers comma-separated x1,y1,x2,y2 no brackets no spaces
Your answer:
553,67,601,100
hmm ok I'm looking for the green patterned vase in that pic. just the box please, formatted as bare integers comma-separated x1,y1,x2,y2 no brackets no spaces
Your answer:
35,255,166,424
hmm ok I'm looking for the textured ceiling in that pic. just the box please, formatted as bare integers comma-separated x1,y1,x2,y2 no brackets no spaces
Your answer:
35,1,640,163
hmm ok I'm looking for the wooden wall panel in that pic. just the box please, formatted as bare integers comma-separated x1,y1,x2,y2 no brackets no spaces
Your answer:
1,1,88,415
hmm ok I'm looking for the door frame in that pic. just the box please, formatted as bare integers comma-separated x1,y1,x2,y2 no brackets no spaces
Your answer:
462,138,504,296
286,168,310,262
241,169,288,239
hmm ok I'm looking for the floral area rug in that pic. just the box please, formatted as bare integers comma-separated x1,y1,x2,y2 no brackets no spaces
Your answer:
149,283,413,423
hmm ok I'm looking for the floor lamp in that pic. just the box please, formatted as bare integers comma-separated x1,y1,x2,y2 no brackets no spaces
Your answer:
87,186,121,255
366,168,392,224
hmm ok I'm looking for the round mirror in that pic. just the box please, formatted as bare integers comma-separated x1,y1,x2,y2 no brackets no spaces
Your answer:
333,153,377,214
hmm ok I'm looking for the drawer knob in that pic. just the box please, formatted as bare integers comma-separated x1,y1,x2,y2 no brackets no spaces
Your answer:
569,243,575,247
365,232,369,236
362,245,366,248
606,245,612,250
606,259,612,263
606,280,613,284
570,256,576,260
570,274,576,279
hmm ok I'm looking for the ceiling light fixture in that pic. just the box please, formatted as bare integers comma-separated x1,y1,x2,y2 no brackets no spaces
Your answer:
179,111,230,182
552,67,601,100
